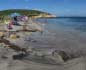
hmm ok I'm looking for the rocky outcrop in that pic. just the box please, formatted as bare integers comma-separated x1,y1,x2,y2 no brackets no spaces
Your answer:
32,14,57,18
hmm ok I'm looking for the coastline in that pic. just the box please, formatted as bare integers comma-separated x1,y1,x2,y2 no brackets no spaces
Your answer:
0,18,86,70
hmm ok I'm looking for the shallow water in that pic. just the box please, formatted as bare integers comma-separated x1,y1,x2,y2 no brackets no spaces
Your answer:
32,17,86,56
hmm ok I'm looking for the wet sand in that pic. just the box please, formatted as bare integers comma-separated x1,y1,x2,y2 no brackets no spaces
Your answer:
0,21,86,70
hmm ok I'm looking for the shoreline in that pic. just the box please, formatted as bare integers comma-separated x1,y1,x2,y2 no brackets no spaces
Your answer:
0,19,86,70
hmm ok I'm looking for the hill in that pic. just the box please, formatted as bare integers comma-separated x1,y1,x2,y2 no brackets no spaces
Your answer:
0,9,50,17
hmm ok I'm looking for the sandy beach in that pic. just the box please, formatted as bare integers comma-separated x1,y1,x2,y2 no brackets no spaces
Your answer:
0,0,85,69
0,19,86,70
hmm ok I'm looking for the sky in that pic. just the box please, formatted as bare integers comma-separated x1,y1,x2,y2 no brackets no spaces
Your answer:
0,0,86,16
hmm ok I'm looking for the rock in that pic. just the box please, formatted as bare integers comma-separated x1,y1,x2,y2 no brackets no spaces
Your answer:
45,54,64,64
12,53,27,60
52,50,70,62
1,55,8,59
58,51,70,61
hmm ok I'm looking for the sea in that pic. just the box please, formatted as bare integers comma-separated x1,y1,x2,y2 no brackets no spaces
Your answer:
34,17,86,55
38,17,86,32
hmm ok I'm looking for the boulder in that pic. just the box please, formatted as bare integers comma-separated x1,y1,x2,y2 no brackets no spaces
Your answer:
52,50,70,62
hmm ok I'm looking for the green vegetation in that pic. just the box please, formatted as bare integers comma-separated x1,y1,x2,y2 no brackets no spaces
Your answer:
0,9,49,17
